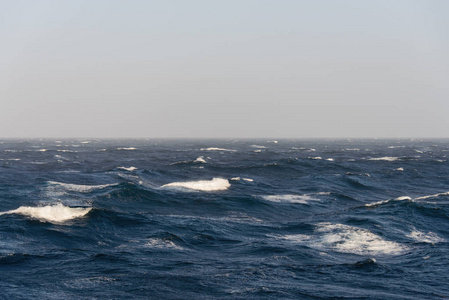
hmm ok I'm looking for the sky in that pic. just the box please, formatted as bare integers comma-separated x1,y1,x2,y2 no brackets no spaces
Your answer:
1,0,448,138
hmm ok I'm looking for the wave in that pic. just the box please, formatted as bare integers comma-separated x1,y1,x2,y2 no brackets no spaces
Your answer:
279,223,406,256
48,181,117,193
261,194,322,204
117,166,137,171
406,229,445,244
200,147,237,152
161,178,230,191
194,156,206,163
145,238,184,250
116,147,137,151
365,196,412,207
415,191,449,200
230,177,253,182
365,191,449,207
368,157,399,161
0,203,92,223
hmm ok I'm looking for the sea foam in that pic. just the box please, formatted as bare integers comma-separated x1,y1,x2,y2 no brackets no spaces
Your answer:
48,181,117,193
281,223,406,256
0,203,92,223
261,194,320,204
200,147,236,152
161,178,230,191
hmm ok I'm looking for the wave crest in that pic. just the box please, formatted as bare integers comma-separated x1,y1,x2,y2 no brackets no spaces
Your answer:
161,178,230,191
1,203,92,223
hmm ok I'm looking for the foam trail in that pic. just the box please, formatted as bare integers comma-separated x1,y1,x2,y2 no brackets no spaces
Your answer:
48,181,117,192
161,178,230,191
0,203,92,223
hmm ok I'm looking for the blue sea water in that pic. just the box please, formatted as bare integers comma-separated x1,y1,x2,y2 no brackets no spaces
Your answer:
0,139,448,299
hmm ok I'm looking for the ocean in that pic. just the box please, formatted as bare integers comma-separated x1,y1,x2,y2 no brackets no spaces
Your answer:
0,139,448,299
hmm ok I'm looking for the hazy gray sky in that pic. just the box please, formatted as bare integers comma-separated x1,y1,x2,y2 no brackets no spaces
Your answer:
1,0,448,138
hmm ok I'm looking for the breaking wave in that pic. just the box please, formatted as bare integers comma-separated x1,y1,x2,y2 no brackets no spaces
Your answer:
161,178,230,191
48,181,117,193
0,203,92,223
279,223,407,256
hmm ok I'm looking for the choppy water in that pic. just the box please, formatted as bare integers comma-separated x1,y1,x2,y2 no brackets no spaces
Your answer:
1,139,448,299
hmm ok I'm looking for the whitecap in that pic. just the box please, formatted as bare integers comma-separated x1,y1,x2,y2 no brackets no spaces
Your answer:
0,203,91,223
395,167,404,171
117,166,137,171
251,145,267,149
145,238,184,250
369,157,399,161
230,177,253,182
365,196,412,207
117,147,137,150
415,191,449,200
48,181,117,193
161,178,230,191
326,158,334,161
280,223,406,256
194,156,206,163
200,147,237,152
261,194,320,204
406,229,445,244
309,157,322,160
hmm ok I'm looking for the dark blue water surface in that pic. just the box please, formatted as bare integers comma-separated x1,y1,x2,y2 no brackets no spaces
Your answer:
1,139,448,299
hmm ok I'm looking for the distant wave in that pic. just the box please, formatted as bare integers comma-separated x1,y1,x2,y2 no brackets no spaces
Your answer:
200,147,236,152
230,177,253,182
365,191,449,207
145,238,185,250
117,166,137,171
261,192,329,204
48,181,117,193
116,147,137,151
0,203,92,223
368,157,399,161
194,156,207,163
279,223,406,256
161,178,230,191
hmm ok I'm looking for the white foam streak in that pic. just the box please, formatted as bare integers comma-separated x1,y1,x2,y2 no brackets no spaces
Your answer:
117,147,137,150
48,181,117,192
117,166,137,171
161,178,230,191
369,157,399,161
200,147,236,152
262,194,320,204
415,191,449,200
1,203,91,223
